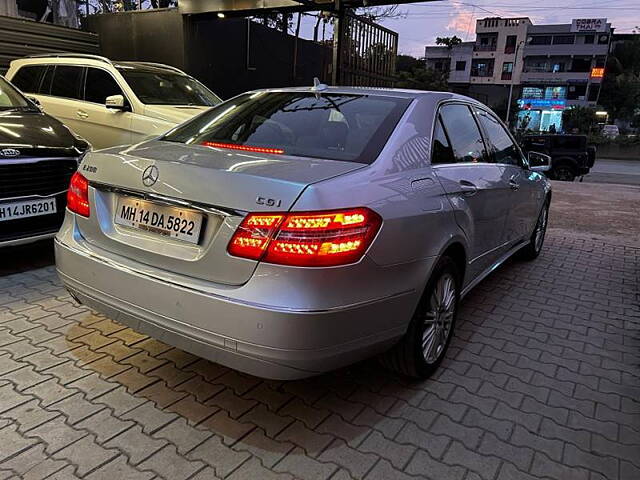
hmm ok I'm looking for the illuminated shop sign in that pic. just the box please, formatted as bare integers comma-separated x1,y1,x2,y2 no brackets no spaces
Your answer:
518,99,567,110
591,67,605,78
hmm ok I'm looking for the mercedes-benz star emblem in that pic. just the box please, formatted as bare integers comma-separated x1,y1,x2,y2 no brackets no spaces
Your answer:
0,148,20,157
142,165,159,187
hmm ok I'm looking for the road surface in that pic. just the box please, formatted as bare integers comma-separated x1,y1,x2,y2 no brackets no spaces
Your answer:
582,157,640,186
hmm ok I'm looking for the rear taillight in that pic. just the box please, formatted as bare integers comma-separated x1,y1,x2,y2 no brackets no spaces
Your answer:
228,208,382,267
67,172,90,217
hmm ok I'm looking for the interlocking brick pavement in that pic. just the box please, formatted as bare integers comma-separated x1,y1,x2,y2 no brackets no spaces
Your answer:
1,201,639,479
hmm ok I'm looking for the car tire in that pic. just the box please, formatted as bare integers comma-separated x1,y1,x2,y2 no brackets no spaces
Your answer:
519,199,549,261
381,256,460,379
552,164,576,182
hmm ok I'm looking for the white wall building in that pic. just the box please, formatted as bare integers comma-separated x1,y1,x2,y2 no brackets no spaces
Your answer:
470,17,530,86
424,42,473,84
425,16,613,131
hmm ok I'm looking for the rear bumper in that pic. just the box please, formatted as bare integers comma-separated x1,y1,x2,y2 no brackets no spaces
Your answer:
1,230,57,248
55,220,429,379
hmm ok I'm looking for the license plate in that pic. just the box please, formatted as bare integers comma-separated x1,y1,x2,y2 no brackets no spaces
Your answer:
0,198,57,222
114,196,203,244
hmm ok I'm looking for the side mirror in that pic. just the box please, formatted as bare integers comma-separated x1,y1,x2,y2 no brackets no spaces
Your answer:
528,151,552,172
105,94,127,111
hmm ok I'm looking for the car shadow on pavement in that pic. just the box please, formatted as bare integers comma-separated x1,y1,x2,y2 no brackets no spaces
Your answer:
60,310,404,455
0,239,55,276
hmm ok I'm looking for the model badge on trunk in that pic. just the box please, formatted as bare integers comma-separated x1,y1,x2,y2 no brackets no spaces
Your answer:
142,165,159,187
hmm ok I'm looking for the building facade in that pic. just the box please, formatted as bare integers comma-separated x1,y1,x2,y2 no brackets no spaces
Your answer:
425,17,613,132
470,17,530,87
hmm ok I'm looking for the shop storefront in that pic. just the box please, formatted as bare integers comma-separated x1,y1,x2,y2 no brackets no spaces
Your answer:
517,87,567,132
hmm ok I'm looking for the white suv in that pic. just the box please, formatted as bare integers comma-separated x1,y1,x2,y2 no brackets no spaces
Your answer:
6,54,222,149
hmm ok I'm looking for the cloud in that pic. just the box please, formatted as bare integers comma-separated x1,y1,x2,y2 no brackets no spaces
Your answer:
446,4,477,39
444,1,546,40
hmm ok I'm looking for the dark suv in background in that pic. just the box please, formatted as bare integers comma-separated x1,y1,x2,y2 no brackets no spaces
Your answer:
0,75,89,247
521,134,596,181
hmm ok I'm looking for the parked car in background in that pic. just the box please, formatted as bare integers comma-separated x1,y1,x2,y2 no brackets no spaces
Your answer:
602,124,620,138
55,87,552,380
6,54,222,150
0,75,89,247
521,134,596,181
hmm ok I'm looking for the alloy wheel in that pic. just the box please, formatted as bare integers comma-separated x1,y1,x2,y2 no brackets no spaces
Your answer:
534,206,548,253
422,273,456,364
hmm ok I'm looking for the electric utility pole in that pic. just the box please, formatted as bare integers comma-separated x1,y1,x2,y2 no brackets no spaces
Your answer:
505,40,525,127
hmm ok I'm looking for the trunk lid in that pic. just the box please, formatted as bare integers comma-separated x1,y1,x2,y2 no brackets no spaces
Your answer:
75,140,365,285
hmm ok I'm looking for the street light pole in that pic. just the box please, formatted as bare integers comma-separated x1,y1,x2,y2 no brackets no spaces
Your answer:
505,40,525,127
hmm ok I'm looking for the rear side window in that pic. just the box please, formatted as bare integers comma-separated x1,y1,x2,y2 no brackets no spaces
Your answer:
85,68,124,104
163,92,411,164
439,104,487,163
475,109,523,166
431,116,455,164
11,65,46,93
50,66,84,100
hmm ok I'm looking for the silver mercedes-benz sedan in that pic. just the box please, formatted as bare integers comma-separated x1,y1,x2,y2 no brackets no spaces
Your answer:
55,86,552,380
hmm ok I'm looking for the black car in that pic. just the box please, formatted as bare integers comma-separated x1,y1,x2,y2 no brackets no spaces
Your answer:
0,75,89,247
521,134,596,181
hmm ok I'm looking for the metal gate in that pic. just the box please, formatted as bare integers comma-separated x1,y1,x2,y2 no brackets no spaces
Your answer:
335,12,398,87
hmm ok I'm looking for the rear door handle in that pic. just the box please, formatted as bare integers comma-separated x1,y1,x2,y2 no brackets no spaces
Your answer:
76,110,88,119
459,180,478,196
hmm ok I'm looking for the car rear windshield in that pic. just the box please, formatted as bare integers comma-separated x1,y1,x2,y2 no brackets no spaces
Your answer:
117,66,222,106
0,76,31,110
162,92,412,164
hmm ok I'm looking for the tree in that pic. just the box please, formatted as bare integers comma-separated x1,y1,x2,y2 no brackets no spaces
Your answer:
396,54,421,73
493,95,520,126
357,5,407,22
256,12,293,33
395,67,449,92
149,0,174,8
435,36,462,49
599,74,640,123
562,106,597,134
433,36,462,75
611,35,640,76
599,35,640,123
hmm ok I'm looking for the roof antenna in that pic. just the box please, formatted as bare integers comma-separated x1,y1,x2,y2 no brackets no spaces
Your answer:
311,77,328,97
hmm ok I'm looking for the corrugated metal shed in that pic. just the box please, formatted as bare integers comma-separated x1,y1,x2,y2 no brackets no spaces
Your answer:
0,15,99,73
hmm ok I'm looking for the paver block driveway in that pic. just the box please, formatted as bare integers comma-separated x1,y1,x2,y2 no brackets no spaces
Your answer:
0,181,639,480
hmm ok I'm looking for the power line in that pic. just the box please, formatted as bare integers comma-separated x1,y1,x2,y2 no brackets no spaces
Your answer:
406,0,638,10
403,7,640,16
